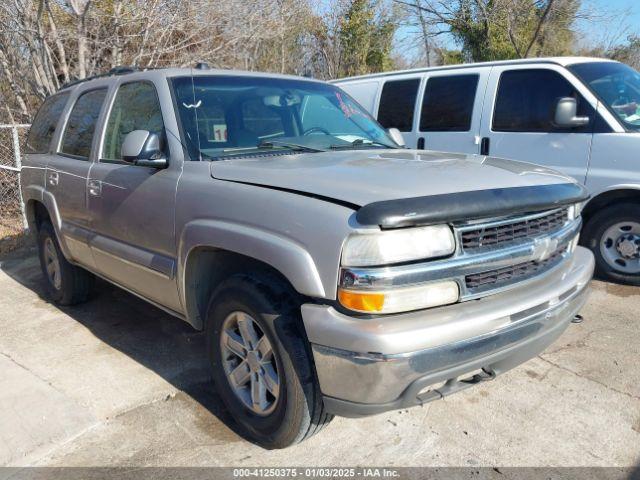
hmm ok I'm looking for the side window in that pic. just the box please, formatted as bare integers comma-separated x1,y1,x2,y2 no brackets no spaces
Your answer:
420,75,478,132
25,93,69,154
102,82,164,161
60,88,108,159
493,69,591,132
241,98,285,141
377,79,420,132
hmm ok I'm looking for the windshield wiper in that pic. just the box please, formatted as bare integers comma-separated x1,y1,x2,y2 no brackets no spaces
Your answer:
330,138,397,150
258,140,326,153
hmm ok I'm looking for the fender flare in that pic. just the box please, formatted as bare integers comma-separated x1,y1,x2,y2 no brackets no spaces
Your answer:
177,219,326,327
22,186,72,259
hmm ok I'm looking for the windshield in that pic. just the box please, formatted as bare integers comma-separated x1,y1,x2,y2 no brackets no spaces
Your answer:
569,61,640,131
170,75,398,160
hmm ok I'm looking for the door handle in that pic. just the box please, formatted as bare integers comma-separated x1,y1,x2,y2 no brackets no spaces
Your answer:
480,137,490,156
88,179,102,197
417,137,425,150
47,171,59,186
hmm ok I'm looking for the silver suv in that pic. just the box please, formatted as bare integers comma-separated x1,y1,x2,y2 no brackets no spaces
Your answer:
21,66,594,448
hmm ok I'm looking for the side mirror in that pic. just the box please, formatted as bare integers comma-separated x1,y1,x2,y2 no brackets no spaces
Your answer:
121,130,167,168
554,97,589,128
387,128,406,147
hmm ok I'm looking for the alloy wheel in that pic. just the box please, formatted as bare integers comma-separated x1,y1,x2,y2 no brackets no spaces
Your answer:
219,311,280,416
43,237,62,290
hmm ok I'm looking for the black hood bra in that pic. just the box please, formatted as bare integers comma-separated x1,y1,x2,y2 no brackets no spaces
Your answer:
356,183,590,229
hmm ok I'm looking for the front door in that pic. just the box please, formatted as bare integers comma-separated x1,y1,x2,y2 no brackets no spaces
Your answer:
87,80,181,311
479,65,596,183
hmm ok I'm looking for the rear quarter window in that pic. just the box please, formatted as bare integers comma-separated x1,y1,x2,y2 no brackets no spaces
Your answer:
25,93,70,154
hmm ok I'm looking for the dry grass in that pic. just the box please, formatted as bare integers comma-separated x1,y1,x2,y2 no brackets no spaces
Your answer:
0,215,28,256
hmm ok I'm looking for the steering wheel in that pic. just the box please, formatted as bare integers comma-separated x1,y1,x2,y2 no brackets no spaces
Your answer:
303,126,331,136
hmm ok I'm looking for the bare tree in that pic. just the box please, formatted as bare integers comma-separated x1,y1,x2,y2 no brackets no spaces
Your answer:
0,0,319,122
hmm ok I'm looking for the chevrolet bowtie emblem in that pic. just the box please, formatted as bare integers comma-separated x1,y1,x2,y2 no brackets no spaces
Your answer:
532,237,559,262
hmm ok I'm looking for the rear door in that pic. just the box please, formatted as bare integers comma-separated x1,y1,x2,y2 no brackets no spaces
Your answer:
479,65,597,183
47,86,109,267
23,91,70,208
87,79,181,312
416,68,490,153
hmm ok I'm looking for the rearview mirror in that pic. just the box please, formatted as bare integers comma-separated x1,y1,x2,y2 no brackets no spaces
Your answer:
387,128,405,147
121,130,167,168
554,97,589,128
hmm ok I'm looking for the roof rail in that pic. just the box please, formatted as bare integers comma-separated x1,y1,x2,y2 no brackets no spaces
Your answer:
59,65,140,90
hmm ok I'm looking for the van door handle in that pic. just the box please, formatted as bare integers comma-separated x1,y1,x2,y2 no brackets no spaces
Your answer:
88,180,102,197
417,137,425,150
480,137,490,155
47,171,59,186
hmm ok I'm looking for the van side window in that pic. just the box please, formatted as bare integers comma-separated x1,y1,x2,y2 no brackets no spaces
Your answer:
377,79,420,132
60,88,108,160
493,69,591,132
420,75,478,132
25,93,69,154
102,82,164,161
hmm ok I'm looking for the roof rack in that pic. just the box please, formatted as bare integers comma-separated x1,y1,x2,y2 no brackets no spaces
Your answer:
59,66,140,90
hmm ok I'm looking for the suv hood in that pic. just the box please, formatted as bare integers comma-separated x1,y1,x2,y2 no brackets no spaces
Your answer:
210,149,577,208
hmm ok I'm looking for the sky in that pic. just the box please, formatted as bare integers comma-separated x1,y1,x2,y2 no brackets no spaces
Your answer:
578,0,640,47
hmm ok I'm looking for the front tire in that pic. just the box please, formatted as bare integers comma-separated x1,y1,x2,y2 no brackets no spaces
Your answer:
37,222,93,304
581,202,640,286
205,273,332,448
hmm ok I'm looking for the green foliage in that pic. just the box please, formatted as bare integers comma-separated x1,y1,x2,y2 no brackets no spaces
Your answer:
442,0,579,62
339,0,399,76
437,49,465,65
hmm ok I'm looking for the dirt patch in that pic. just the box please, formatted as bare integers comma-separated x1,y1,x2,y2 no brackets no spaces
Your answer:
592,281,640,299
0,228,31,256
633,416,640,434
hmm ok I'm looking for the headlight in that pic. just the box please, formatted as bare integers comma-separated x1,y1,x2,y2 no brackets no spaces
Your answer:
341,225,455,267
338,281,459,314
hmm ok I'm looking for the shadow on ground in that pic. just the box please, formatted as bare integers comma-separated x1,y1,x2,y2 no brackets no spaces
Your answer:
0,245,248,446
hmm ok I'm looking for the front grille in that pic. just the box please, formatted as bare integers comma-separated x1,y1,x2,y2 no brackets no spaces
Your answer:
465,247,566,291
461,209,568,251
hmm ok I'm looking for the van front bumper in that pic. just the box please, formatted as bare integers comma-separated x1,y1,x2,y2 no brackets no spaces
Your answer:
301,247,594,417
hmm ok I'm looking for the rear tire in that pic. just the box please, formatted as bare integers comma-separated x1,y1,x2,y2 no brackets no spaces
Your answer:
205,272,332,448
581,202,640,286
37,222,94,305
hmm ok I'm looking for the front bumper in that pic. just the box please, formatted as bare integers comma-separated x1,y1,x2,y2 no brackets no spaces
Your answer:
302,246,594,417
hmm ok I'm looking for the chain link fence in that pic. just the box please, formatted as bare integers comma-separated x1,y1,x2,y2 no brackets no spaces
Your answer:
0,124,30,252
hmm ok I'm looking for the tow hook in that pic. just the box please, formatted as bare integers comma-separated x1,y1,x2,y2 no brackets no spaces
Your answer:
572,314,584,324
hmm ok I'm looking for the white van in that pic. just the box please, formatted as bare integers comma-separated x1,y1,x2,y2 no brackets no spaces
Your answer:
334,57,640,285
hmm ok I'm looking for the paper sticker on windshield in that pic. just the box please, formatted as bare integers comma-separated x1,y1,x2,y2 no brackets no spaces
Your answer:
211,124,228,142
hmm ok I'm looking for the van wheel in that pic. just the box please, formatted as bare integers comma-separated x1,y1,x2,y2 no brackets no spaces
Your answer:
581,203,640,286
205,273,332,448
37,222,93,304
